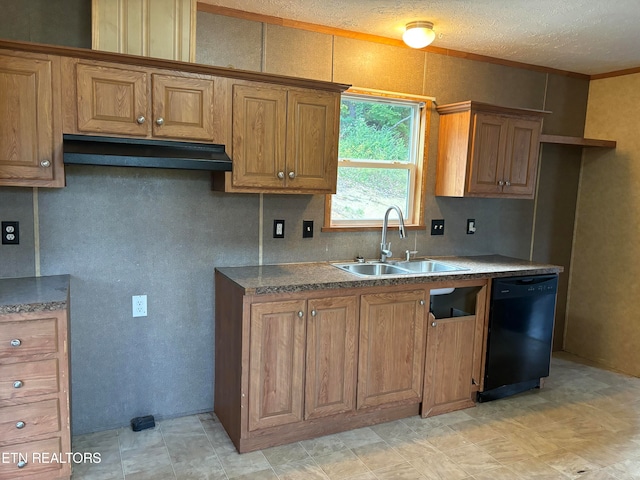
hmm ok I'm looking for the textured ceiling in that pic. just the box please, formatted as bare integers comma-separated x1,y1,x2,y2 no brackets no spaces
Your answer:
199,0,640,75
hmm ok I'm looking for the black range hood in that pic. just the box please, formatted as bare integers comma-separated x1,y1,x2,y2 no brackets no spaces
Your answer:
63,134,232,172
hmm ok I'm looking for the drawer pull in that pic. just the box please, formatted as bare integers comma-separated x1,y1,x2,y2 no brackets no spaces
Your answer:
10,339,21,347
16,421,25,429
13,380,23,389
17,460,27,468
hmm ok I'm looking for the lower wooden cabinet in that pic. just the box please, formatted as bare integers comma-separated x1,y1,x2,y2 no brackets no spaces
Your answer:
0,309,71,480
214,271,488,453
357,290,426,409
422,282,489,417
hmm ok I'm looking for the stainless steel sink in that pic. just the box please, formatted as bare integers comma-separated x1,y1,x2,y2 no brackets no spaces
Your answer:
333,263,411,276
389,259,466,273
332,259,467,277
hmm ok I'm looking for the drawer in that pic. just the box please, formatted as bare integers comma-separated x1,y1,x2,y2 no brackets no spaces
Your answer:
0,318,58,359
0,360,58,400
0,399,60,442
0,437,65,480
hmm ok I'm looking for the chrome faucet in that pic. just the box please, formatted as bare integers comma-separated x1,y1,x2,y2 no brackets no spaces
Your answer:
380,205,406,262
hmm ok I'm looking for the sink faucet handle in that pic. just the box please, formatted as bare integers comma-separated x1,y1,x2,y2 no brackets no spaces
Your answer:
405,250,418,261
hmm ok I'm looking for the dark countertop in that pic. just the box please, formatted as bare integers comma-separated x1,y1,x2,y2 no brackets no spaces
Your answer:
0,275,70,314
216,255,563,295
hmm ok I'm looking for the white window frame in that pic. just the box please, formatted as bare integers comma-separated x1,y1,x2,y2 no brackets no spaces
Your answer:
324,87,433,231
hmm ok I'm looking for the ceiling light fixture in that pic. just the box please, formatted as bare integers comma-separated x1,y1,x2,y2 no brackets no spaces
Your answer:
402,21,436,49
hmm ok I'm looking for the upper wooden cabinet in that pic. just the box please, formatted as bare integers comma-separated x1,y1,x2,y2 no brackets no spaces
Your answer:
70,60,218,142
92,0,196,62
226,81,339,194
435,101,548,199
0,51,64,188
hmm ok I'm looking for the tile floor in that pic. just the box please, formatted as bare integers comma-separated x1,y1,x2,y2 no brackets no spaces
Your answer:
71,353,640,480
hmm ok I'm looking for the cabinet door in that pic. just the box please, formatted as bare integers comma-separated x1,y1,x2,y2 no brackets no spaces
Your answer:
232,84,287,188
357,290,426,409
422,312,476,417
151,74,215,141
0,54,56,183
468,113,507,195
305,296,358,420
286,90,338,192
502,117,542,197
76,63,149,136
248,299,306,431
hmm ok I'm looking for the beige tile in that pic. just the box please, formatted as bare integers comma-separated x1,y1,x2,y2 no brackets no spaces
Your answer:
444,444,502,475
273,457,329,480
262,442,310,467
351,441,405,471
471,465,524,480
124,464,176,480
118,426,164,453
385,431,440,460
447,419,503,444
300,433,347,457
337,427,383,449
173,455,226,480
421,425,472,452
314,449,370,479
121,444,172,476
340,474,376,480
372,461,426,480
603,457,640,479
537,449,601,479
370,420,415,441
476,436,533,465
71,460,125,480
164,433,216,465
159,416,204,435
507,457,567,479
217,449,271,479
571,470,620,480
509,429,561,457
409,452,469,480
231,468,278,480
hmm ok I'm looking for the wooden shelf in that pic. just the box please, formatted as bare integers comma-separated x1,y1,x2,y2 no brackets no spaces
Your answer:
540,134,616,148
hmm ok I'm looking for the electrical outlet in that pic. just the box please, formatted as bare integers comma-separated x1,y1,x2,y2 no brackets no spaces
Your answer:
273,220,285,238
467,219,477,234
132,295,147,317
303,220,313,238
431,219,445,235
1,221,19,245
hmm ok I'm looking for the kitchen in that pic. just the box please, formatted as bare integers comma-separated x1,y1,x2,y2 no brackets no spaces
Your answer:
1,1,640,479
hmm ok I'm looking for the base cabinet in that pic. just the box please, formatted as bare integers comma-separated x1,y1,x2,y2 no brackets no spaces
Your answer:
357,290,426,409
422,282,488,417
0,309,71,480
214,273,489,452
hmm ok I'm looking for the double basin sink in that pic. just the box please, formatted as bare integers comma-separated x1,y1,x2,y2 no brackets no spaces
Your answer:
332,259,467,277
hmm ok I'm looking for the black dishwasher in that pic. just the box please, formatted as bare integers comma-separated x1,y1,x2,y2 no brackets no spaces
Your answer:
478,274,558,402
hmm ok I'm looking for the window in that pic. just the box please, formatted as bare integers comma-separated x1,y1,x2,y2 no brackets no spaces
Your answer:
324,88,431,230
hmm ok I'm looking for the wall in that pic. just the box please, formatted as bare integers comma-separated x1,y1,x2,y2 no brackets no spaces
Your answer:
564,73,640,374
0,6,588,434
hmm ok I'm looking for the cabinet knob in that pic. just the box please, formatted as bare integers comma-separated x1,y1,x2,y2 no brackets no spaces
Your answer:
17,460,27,469
136,115,146,124
155,117,164,126
13,380,23,389
277,171,285,180
288,171,295,179
311,310,317,317
10,339,21,347
505,180,511,186
431,322,437,327
498,180,505,186
420,300,425,306
298,311,304,318
16,421,25,429
40,160,51,168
